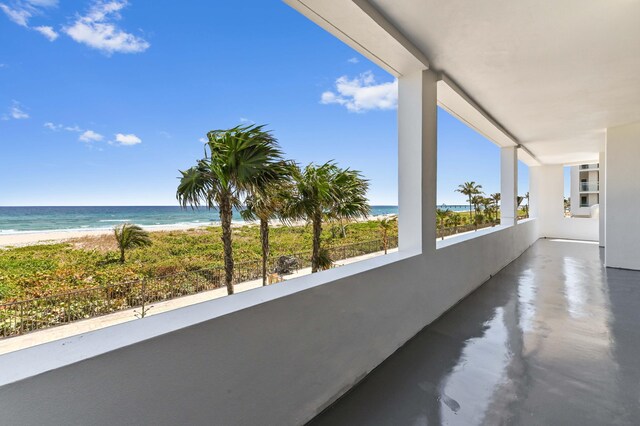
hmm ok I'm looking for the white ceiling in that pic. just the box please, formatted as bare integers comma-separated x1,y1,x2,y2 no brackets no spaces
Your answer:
287,0,640,165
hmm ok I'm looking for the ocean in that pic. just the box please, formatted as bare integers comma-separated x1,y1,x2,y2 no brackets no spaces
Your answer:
0,204,470,234
0,205,405,235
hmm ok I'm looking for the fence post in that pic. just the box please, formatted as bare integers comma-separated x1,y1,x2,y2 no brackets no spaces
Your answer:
67,292,72,323
141,279,147,319
19,303,24,335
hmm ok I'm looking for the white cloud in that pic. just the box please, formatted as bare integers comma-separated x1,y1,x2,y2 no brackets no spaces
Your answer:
44,122,83,132
320,71,398,113
0,3,31,26
27,0,58,6
158,130,171,138
10,105,29,119
64,1,150,54
79,129,104,142
198,137,207,144
0,0,58,28
114,132,141,145
4,102,29,120
34,25,57,40
44,121,62,130
239,117,254,124
347,57,359,64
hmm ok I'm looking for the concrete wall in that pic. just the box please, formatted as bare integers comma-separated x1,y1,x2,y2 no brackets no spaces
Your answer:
605,121,640,269
531,165,599,241
0,221,538,426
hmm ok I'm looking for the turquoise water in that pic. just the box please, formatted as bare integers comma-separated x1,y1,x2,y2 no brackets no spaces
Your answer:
0,206,402,234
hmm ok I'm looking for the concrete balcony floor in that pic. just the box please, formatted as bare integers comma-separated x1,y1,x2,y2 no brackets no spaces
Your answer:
310,239,640,425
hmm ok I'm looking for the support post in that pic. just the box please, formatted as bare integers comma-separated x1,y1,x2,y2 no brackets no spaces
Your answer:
500,146,518,226
605,122,640,269
397,69,437,254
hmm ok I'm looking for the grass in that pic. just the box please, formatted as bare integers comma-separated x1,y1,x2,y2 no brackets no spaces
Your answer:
0,220,397,302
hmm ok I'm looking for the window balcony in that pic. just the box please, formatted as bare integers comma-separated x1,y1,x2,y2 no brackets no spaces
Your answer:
580,164,599,170
580,182,599,192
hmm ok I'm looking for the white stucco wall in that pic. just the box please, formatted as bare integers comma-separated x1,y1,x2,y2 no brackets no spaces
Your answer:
605,121,640,270
0,221,538,426
531,165,598,241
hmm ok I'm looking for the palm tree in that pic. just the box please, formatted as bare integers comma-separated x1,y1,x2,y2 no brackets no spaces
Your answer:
286,162,370,273
316,247,333,271
379,215,397,254
480,197,498,224
474,213,485,230
436,208,451,240
490,192,501,224
177,124,285,295
471,195,485,219
114,223,151,263
241,174,293,286
447,213,463,234
456,181,483,219
490,193,501,210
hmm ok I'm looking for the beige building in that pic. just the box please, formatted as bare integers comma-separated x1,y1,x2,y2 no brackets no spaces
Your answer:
570,163,600,217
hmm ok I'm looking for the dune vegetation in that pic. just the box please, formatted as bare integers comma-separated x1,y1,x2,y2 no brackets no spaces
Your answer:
0,219,397,302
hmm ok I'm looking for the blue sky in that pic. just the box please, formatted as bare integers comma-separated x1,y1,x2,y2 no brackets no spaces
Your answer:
0,0,528,206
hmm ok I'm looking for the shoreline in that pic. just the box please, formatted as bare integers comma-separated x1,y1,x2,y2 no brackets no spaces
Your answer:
0,223,208,248
0,215,397,248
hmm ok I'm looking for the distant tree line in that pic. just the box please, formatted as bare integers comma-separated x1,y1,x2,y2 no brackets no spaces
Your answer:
434,181,530,240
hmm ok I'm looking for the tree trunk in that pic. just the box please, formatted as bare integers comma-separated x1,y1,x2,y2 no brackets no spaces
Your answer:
220,195,234,295
383,230,388,254
311,212,322,273
120,247,125,263
469,198,473,220
261,218,269,286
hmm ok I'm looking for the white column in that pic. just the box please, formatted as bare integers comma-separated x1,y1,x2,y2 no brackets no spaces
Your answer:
398,69,437,254
570,166,580,216
500,146,518,226
530,165,564,238
605,121,640,269
599,151,606,248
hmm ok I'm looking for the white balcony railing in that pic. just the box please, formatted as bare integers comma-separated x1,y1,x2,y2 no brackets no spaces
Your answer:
580,164,599,170
580,182,599,192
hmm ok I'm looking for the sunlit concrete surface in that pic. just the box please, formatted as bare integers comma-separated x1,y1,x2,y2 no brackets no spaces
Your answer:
309,239,640,425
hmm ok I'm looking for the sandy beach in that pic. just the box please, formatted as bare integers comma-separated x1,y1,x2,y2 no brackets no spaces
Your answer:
0,214,397,248
0,223,215,248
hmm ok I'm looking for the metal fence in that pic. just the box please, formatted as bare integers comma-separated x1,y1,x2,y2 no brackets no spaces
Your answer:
0,237,399,339
436,221,498,238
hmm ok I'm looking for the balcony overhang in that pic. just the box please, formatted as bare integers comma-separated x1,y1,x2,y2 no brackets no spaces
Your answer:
286,0,640,166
